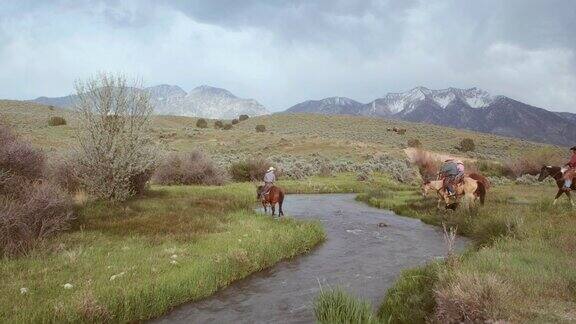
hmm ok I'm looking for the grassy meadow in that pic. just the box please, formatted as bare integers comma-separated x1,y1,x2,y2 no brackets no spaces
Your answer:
317,182,576,323
0,184,325,322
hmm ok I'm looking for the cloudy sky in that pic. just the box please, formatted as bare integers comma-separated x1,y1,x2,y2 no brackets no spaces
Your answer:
1,0,575,112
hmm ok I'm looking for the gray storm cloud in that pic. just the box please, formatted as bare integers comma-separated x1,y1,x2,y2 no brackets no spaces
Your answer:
0,0,575,112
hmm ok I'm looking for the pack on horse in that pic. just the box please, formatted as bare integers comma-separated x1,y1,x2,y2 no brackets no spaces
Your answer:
538,146,576,206
257,167,285,216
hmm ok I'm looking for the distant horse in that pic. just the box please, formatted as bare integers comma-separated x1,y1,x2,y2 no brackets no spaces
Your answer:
538,165,575,206
422,173,488,209
257,185,285,216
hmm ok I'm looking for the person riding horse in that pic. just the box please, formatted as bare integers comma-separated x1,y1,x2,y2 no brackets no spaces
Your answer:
562,146,576,192
439,159,465,197
262,166,276,196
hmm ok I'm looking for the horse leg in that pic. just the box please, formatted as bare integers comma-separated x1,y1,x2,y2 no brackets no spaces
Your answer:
279,200,284,216
553,189,563,205
271,203,276,216
262,201,268,213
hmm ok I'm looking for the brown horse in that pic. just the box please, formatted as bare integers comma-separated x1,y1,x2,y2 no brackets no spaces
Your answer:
257,185,285,216
538,166,575,206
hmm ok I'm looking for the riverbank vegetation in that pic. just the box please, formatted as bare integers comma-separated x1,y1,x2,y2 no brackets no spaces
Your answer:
317,181,576,323
0,184,325,322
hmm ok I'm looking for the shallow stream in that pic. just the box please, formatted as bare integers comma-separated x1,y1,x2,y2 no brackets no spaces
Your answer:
153,194,467,323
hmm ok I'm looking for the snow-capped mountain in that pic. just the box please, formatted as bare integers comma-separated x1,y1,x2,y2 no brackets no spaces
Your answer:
30,84,269,119
361,87,494,117
285,97,363,115
282,86,576,146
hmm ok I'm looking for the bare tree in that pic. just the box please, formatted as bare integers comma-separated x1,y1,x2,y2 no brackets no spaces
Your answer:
74,73,158,201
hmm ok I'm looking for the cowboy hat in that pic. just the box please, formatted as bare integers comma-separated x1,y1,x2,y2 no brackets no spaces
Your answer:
571,146,576,151
268,166,275,171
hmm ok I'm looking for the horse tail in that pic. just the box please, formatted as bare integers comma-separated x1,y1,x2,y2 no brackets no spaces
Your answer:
468,173,489,204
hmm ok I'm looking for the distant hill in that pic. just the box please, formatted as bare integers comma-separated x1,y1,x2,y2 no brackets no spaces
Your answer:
1,99,556,163
283,87,576,146
30,84,269,119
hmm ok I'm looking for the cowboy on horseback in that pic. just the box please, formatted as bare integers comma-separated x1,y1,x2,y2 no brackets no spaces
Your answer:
440,159,464,197
262,166,276,196
562,146,576,192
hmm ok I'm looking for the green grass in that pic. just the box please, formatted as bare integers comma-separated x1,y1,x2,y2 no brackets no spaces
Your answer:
315,288,378,324
321,182,576,323
0,184,325,322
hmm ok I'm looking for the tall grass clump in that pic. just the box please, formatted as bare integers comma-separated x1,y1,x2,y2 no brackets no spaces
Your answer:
229,158,271,182
0,126,74,257
378,264,439,323
314,289,377,324
73,73,159,201
153,150,228,185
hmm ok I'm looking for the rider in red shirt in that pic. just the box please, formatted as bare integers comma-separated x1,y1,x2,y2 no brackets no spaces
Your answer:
562,146,576,191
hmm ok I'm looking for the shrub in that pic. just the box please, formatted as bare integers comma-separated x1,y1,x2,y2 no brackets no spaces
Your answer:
318,163,333,177
223,123,233,130
0,126,74,257
0,126,45,180
73,73,159,201
255,124,266,132
0,181,74,257
434,272,511,323
315,289,377,324
459,138,475,152
407,138,422,148
229,158,270,182
231,119,239,125
397,128,406,135
47,153,82,194
504,147,564,177
196,118,208,128
214,120,224,129
153,150,227,186
48,116,67,126
239,114,249,121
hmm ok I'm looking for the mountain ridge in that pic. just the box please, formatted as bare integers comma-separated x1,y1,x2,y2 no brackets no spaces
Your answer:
29,84,269,119
283,86,576,146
